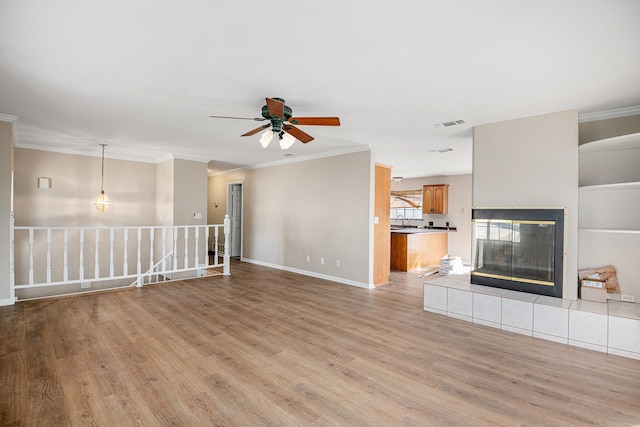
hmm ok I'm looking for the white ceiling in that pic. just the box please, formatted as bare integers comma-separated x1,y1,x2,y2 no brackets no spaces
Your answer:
1,1,639,178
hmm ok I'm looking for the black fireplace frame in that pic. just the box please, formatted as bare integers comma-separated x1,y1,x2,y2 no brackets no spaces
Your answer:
471,208,565,298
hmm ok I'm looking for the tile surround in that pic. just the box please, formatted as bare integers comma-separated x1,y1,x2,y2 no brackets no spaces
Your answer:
423,273,640,360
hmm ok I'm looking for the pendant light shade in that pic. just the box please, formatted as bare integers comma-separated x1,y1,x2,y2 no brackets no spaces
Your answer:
94,144,110,212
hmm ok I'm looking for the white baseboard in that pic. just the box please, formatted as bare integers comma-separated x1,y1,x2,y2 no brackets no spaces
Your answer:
0,297,16,306
241,257,374,289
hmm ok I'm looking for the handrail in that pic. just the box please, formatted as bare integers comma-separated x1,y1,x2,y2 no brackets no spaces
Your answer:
130,251,174,287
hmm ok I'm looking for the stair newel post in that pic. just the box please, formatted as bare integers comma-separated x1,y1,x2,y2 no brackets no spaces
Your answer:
223,214,231,275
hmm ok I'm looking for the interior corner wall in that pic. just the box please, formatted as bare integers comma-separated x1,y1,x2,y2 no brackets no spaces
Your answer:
155,159,174,226
0,120,14,304
209,150,373,287
472,110,579,300
207,174,228,225
173,159,207,226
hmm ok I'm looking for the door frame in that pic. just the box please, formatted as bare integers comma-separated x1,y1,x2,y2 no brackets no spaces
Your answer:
226,181,243,258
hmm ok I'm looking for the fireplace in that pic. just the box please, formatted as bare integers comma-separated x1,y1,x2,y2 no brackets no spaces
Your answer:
471,208,565,298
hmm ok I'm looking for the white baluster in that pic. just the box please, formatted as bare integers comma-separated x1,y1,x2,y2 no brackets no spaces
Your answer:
162,227,167,273
149,228,155,275
79,229,85,281
205,226,210,266
28,228,34,285
184,227,189,268
123,229,129,275
136,228,142,277
109,228,115,277
46,229,52,283
194,226,199,268
214,225,220,263
63,229,69,282
173,228,178,271
95,228,100,279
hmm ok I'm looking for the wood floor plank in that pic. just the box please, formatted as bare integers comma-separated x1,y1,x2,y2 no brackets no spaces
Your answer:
2,260,640,426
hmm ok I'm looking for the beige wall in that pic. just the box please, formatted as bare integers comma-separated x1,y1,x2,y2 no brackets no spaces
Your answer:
155,159,174,226
0,119,14,304
173,159,207,226
208,150,373,287
391,174,472,264
473,110,579,299
14,148,157,227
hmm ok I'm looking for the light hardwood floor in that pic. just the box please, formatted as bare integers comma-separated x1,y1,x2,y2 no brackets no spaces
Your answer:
1,261,639,426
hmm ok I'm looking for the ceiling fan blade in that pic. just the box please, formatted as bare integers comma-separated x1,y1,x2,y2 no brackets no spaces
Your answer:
210,115,266,121
241,124,270,137
265,97,285,119
288,117,340,126
283,125,314,143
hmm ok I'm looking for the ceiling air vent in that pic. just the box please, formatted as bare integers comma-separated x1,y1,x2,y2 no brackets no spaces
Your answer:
434,119,466,127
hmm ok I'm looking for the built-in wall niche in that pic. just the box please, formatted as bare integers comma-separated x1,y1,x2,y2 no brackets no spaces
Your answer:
578,132,640,302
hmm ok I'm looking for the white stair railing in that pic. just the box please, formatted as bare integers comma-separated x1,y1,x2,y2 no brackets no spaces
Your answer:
10,215,231,300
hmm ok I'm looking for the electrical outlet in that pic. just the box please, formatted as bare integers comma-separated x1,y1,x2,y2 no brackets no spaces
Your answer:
306,255,310,263
320,257,325,265
336,260,340,268
621,294,635,303
193,213,202,219
81,282,91,289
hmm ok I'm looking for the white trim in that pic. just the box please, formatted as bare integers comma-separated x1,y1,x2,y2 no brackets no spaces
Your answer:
241,257,374,289
15,142,163,164
228,145,371,174
579,105,640,123
0,297,16,306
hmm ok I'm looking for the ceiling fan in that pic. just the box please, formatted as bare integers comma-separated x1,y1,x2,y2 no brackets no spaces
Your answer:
210,97,340,149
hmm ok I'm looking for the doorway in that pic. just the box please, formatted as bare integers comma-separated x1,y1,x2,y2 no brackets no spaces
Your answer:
227,182,243,258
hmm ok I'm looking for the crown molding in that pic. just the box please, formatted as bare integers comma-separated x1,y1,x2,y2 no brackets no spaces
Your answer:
579,105,640,123
241,145,371,172
0,113,17,123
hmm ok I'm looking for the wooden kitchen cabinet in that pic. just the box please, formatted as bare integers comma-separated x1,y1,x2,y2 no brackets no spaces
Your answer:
422,184,449,214
390,231,448,271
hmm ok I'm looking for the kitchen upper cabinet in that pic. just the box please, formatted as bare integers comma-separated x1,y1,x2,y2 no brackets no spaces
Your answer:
422,184,449,214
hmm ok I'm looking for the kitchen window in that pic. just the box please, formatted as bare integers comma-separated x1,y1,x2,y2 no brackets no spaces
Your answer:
391,190,423,220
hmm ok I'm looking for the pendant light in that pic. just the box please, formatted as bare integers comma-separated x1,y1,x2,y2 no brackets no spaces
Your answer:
94,143,111,212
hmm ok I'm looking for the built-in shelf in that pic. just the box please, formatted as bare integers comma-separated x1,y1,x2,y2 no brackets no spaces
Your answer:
580,229,640,234
579,132,640,152
578,129,640,303
579,181,640,191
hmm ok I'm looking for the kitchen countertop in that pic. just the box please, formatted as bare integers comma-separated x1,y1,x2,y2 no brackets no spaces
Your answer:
390,226,456,234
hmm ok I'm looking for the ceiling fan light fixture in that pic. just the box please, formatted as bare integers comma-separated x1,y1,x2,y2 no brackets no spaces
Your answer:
279,132,295,149
259,130,274,148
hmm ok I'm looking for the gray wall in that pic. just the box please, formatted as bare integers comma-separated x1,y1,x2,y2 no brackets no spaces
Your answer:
473,110,579,300
209,150,373,287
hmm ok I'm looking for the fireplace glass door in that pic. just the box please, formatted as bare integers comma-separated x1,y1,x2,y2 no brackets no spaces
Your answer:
471,208,564,298
472,219,555,285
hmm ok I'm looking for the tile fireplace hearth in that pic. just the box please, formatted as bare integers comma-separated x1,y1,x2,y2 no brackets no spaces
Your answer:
423,272,640,361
